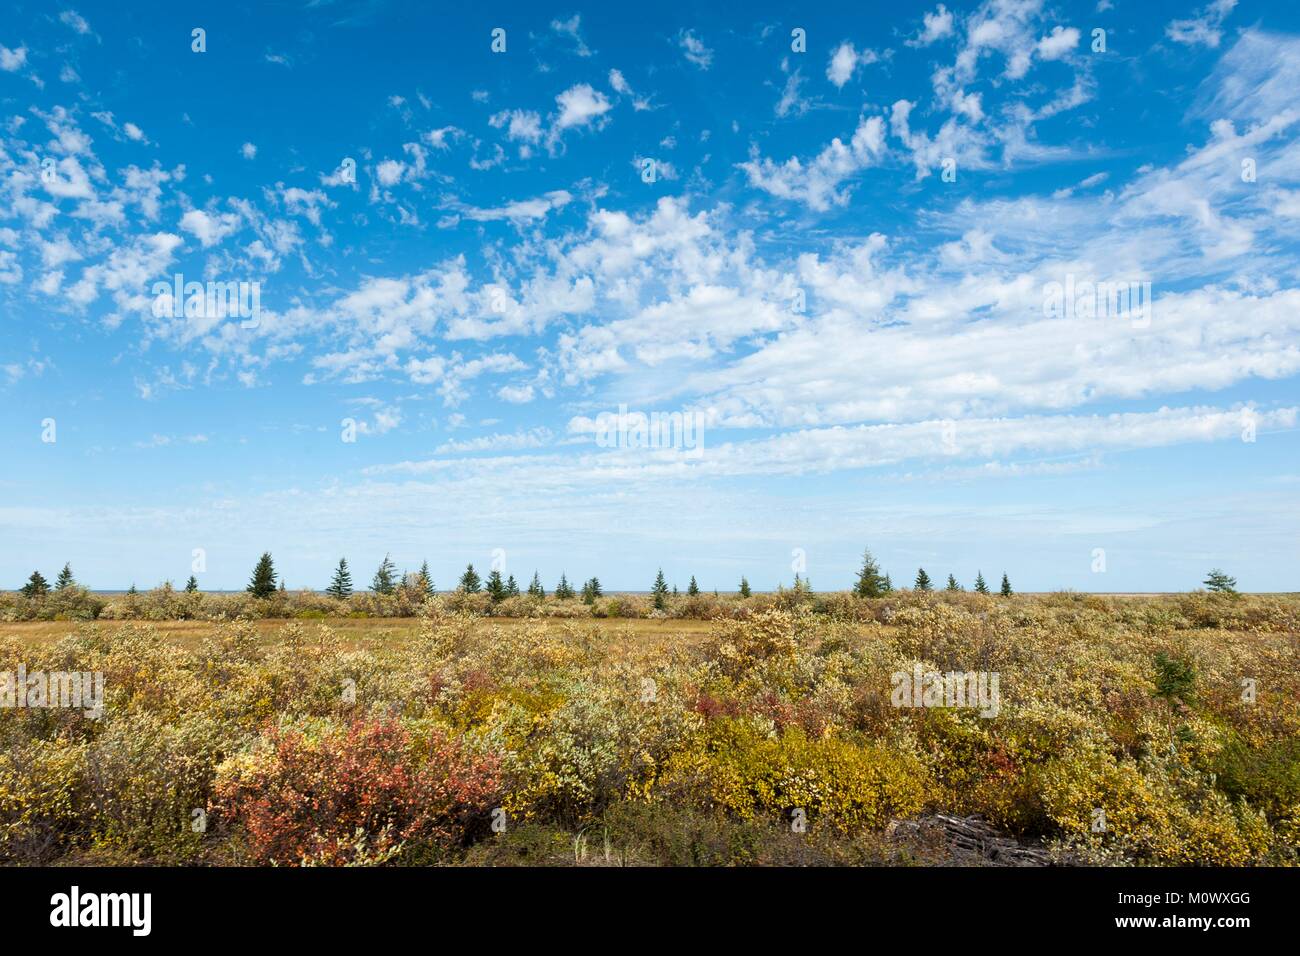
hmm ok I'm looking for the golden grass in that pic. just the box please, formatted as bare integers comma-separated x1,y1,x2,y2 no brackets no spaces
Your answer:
0,615,716,656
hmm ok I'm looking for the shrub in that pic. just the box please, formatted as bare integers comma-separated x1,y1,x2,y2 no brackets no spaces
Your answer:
659,718,929,833
211,717,500,865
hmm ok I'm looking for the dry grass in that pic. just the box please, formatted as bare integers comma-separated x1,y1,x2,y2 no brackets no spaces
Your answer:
0,615,716,657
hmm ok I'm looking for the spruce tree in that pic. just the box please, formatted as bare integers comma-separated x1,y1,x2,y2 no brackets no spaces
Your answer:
459,564,482,593
20,570,50,598
279,578,287,593
371,554,397,595
247,552,277,598
946,574,961,592
506,574,519,597
974,571,989,594
1000,573,1013,597
527,571,545,598
416,560,435,597
485,569,506,602
739,576,752,598
687,575,700,596
185,575,199,593
127,583,138,595
853,549,887,598
54,563,74,590
555,573,574,600
326,558,353,599
881,574,893,594
914,568,933,592
651,568,669,610
1203,569,1237,594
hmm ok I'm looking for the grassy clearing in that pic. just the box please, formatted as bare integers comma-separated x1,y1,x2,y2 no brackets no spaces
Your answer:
0,615,715,655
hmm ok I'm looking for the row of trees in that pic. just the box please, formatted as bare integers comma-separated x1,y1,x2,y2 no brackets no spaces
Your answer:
15,555,1244,599
851,549,1013,597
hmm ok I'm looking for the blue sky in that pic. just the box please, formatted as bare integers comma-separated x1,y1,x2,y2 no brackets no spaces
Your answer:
2,0,1298,592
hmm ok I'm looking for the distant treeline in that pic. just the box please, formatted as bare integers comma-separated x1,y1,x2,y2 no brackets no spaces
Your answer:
3,550,1246,624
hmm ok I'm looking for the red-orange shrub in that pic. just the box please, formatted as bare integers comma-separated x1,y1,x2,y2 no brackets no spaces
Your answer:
212,717,500,865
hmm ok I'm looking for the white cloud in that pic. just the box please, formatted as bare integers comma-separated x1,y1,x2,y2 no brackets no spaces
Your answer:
679,29,713,70
240,142,257,159
496,383,536,404
826,42,878,89
1037,26,1079,60
1167,0,1237,48
775,64,808,117
0,45,28,71
436,426,551,454
457,190,573,224
553,83,612,130
489,109,543,144
550,14,592,57
908,5,955,47
179,208,241,248
59,10,92,35
279,186,334,226
739,114,887,210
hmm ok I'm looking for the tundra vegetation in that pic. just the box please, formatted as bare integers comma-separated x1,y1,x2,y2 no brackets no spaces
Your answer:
1,578,1295,867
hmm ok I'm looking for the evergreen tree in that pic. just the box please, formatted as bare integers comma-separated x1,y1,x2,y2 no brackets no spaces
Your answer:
279,578,287,593
687,575,700,596
247,552,277,598
505,574,519,597
651,568,669,610
1203,569,1238,594
914,568,933,592
54,563,74,591
527,571,545,598
20,570,50,598
416,560,435,597
1000,573,1013,597
881,574,893,594
581,577,603,604
853,548,887,598
946,574,961,592
974,571,989,594
326,558,353,599
371,553,397,595
485,569,506,602
127,583,138,595
185,575,199,593
459,564,482,593
555,573,575,600
739,576,752,598
672,584,679,597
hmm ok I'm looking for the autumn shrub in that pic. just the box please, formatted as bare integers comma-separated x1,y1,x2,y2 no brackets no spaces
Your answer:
658,717,928,832
211,716,500,865
82,710,229,861
0,737,89,863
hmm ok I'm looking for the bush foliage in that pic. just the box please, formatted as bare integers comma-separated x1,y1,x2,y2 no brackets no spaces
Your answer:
1,591,1296,866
